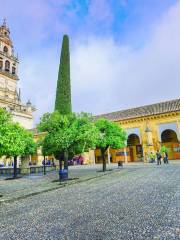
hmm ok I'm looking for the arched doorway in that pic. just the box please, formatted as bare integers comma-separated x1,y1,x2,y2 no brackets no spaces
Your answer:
161,129,179,160
127,134,143,161
161,129,178,143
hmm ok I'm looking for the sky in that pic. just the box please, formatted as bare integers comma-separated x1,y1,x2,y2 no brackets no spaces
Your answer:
0,0,180,124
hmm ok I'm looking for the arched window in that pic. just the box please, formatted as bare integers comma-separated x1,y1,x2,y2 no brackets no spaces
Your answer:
161,129,178,143
127,134,140,146
12,67,16,74
5,60,10,72
0,60,3,69
3,46,8,53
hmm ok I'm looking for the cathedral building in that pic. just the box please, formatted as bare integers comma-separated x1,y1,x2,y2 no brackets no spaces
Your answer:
0,19,35,129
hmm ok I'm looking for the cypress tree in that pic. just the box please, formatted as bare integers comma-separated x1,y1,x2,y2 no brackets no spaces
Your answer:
55,35,72,114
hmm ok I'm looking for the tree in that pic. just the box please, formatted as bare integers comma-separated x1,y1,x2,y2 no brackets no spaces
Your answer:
55,35,72,114
38,112,98,176
69,112,98,156
0,108,12,124
0,109,36,178
95,118,127,172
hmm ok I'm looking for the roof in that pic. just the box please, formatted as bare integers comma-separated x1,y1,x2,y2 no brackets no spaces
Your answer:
95,98,180,121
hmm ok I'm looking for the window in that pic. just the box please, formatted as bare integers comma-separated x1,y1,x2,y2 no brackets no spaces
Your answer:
3,46,8,53
174,147,180,152
161,129,178,143
12,67,16,74
5,60,10,72
116,152,130,156
0,61,3,69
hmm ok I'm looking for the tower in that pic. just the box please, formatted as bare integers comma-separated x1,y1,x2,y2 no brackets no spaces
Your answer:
0,19,35,129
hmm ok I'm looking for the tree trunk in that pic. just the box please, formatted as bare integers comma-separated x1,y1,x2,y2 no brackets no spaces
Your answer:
64,150,68,171
101,149,106,172
58,152,63,171
13,156,17,178
59,159,63,171
43,155,46,175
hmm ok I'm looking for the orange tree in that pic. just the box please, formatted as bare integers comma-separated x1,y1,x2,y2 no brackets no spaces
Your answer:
0,109,36,178
95,118,127,172
38,112,98,177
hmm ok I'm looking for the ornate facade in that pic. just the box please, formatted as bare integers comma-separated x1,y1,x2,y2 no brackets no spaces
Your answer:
0,19,35,129
95,99,180,163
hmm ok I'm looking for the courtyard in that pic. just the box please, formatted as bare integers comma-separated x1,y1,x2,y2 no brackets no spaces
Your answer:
0,163,180,240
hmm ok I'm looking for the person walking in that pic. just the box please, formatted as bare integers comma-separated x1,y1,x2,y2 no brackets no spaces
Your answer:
156,150,162,165
163,152,166,164
165,151,169,164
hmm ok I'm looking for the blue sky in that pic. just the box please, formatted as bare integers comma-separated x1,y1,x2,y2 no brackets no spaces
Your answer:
0,0,180,123
2,0,177,48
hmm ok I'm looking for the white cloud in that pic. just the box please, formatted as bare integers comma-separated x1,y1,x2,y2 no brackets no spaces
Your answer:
71,1,180,114
19,50,59,123
16,1,180,125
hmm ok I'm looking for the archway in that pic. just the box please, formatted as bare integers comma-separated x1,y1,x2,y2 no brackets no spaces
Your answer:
161,129,178,143
161,129,179,160
127,134,140,146
127,134,143,161
0,60,3,70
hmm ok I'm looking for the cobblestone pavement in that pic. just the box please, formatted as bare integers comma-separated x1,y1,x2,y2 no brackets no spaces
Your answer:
0,164,128,202
0,163,180,240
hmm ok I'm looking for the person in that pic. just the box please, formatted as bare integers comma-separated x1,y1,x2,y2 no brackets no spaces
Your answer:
156,150,162,165
163,152,166,164
164,151,169,164
51,158,55,167
149,152,155,163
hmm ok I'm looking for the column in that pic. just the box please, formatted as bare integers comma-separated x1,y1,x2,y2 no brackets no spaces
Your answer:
107,147,111,164
124,147,128,163
177,121,180,141
89,149,96,165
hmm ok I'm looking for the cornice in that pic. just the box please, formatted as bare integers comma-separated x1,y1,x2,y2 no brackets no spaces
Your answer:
116,111,180,125
0,70,19,80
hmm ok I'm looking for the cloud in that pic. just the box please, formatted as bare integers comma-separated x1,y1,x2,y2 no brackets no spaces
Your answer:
70,1,180,114
19,49,59,123
1,0,180,125
0,0,73,51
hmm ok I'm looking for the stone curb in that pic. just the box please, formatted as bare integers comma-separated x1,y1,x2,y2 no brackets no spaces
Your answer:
0,168,122,205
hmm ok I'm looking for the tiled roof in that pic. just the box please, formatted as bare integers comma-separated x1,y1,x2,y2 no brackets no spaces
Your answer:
95,98,180,121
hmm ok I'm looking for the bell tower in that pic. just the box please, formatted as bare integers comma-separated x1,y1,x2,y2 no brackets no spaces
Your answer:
0,19,19,104
0,19,35,129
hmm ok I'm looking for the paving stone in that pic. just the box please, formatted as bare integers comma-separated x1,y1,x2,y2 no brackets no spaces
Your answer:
0,163,180,240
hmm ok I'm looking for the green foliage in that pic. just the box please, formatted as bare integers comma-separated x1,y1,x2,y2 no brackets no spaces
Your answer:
95,118,127,150
160,145,168,154
38,112,98,158
23,131,37,156
0,109,36,157
0,123,25,157
0,108,12,124
95,118,127,171
55,35,72,114
69,112,98,155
